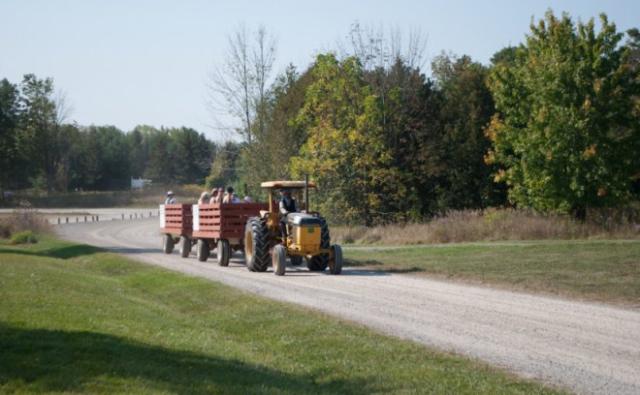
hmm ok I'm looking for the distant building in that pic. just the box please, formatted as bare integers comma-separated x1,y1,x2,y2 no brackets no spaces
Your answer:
131,177,152,189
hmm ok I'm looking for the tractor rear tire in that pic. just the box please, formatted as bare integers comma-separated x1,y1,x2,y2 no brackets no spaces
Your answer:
179,236,191,258
306,217,330,271
290,256,303,266
162,234,174,254
244,217,270,272
272,244,286,276
196,239,209,262
217,239,230,267
329,244,343,275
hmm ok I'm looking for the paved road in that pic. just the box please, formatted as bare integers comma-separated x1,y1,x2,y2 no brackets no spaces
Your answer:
57,219,640,395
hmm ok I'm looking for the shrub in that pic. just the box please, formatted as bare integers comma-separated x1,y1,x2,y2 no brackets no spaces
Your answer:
0,203,51,238
0,223,11,238
9,230,38,245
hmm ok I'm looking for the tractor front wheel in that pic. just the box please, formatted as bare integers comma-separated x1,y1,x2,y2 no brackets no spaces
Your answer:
162,234,174,254
328,244,343,275
272,244,286,276
196,239,209,262
217,239,231,266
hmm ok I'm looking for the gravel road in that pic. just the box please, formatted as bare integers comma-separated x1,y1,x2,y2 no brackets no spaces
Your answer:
57,218,640,395
0,207,158,224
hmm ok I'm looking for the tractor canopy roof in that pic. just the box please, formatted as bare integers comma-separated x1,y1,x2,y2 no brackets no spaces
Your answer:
260,180,317,189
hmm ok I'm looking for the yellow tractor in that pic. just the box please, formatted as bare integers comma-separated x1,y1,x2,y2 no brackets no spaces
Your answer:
243,180,343,276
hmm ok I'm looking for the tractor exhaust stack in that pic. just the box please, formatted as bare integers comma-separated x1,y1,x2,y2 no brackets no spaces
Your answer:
305,174,310,212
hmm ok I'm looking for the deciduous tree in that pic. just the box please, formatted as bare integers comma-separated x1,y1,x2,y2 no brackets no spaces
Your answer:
209,25,276,144
291,54,401,225
487,12,640,218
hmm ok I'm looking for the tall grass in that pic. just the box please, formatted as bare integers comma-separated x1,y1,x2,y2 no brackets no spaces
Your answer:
0,204,51,239
332,208,640,245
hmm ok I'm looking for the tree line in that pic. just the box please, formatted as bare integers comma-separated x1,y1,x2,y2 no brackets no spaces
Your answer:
1,11,638,225
213,12,639,224
0,77,215,193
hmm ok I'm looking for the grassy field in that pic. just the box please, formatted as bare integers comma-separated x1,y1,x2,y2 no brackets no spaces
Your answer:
0,237,562,394
345,240,640,306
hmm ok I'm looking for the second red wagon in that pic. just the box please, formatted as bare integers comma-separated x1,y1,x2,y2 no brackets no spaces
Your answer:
191,202,268,265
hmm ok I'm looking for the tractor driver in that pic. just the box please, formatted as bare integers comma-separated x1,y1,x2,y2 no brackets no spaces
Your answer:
279,189,297,238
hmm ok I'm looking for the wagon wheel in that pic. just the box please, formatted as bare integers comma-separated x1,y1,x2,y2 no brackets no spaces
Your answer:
162,234,174,254
196,239,209,262
179,236,191,258
217,239,231,266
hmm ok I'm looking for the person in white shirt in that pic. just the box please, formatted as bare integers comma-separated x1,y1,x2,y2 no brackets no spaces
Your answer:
164,191,176,204
209,188,220,203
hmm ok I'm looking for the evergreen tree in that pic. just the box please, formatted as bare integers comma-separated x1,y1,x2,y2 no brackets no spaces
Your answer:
431,54,505,210
205,141,241,189
0,79,22,196
18,74,60,191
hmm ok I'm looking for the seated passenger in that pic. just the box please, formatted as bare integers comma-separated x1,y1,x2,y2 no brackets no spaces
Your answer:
222,186,240,203
209,188,220,204
197,191,210,205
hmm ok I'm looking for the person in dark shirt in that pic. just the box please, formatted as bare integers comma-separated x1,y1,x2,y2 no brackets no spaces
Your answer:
279,189,297,239
223,186,240,203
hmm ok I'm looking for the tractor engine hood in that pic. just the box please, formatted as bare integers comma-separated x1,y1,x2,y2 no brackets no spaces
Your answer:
287,213,321,226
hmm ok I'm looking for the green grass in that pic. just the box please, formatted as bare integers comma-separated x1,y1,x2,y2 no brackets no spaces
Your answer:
345,240,640,305
0,237,562,394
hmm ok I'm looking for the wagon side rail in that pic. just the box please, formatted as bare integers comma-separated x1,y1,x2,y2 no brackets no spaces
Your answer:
192,203,268,241
159,204,193,237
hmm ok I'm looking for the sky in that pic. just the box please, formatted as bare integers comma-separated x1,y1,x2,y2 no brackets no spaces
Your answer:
1,0,638,141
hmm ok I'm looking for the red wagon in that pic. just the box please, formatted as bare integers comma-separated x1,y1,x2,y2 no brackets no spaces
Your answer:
192,203,268,265
159,204,193,257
